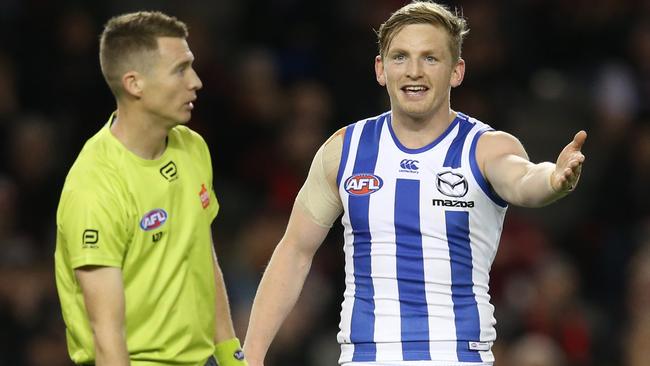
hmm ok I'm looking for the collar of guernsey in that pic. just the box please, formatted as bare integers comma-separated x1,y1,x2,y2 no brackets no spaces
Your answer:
104,112,176,167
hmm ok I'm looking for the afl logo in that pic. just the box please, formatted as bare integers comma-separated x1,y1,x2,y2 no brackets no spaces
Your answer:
140,209,168,231
344,174,383,196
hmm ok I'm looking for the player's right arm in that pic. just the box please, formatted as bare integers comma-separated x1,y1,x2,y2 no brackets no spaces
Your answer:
243,129,345,366
75,266,130,366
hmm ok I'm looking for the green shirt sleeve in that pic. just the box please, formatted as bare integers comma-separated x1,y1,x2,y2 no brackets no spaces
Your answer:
57,187,130,269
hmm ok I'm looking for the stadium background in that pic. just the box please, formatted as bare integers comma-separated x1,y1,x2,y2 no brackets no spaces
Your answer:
0,0,649,365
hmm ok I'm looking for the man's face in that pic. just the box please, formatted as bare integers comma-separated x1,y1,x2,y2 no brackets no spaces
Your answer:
140,37,202,126
375,23,464,121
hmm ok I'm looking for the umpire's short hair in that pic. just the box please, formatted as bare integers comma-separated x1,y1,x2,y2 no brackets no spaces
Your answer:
99,11,188,97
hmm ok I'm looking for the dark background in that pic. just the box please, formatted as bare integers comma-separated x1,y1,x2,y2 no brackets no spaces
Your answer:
0,0,649,365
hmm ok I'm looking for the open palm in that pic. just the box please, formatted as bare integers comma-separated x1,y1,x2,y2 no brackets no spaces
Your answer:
552,130,587,192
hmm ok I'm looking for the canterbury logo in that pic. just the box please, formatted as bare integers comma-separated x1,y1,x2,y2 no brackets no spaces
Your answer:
436,171,468,197
399,159,419,171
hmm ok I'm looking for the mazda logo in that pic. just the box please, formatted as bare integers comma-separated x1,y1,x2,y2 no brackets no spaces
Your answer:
436,171,468,197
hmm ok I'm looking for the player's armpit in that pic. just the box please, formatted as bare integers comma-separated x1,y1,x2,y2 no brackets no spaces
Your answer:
295,129,344,228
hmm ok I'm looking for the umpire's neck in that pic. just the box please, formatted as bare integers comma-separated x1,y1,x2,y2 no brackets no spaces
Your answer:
110,107,171,160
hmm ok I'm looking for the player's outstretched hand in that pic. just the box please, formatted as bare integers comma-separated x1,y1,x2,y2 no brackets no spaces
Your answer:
551,130,587,193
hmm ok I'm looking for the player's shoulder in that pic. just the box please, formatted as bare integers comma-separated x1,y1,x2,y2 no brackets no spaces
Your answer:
326,111,389,148
323,127,345,149
452,111,515,144
321,111,391,163
451,112,525,160
478,130,521,146
354,110,391,128
475,128,528,165
454,111,492,131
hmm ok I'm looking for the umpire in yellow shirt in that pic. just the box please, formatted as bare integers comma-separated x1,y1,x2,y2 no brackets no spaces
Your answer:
54,11,247,366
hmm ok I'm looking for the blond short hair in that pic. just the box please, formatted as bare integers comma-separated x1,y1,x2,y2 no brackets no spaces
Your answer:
376,0,469,62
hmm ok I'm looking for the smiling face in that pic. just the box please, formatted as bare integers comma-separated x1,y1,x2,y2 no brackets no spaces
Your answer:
139,37,203,127
375,23,464,123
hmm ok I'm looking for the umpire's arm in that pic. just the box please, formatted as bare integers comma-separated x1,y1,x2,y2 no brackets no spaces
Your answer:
211,239,238,343
76,266,130,366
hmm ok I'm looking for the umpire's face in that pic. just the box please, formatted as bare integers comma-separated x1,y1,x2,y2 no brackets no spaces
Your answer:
140,37,203,127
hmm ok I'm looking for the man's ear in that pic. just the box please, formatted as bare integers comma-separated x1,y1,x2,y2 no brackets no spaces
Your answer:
375,55,386,86
122,71,145,98
450,58,465,88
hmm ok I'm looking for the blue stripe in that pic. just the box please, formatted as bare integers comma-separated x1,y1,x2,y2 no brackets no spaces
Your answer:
395,179,430,360
445,211,482,362
337,125,355,187
349,116,385,361
443,118,474,168
469,129,508,207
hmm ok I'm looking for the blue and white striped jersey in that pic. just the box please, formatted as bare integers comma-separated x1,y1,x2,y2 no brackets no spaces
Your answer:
336,111,507,364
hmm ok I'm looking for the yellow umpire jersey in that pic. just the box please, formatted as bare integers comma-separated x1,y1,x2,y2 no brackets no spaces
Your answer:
55,114,219,365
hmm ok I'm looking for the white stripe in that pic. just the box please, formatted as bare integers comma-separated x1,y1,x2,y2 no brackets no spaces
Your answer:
419,124,460,348
462,124,504,346
371,126,401,359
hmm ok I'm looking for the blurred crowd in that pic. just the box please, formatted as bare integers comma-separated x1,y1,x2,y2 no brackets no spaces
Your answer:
0,0,649,365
